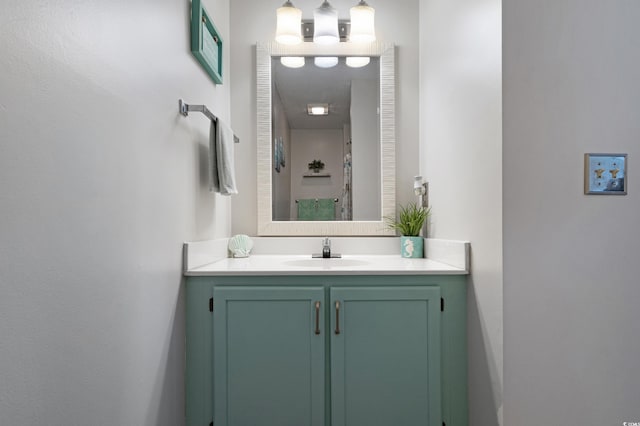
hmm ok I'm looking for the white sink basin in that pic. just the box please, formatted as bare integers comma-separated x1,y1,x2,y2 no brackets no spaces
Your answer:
283,258,371,268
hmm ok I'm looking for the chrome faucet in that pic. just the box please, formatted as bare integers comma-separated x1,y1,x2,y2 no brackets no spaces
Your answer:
312,237,341,258
322,237,331,258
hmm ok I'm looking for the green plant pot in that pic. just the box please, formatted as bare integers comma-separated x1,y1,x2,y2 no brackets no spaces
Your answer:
400,236,424,258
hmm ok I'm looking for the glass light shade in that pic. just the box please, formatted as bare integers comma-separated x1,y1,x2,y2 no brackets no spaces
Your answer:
313,1,339,45
346,56,370,68
276,1,302,45
350,0,376,43
314,56,339,68
280,56,305,68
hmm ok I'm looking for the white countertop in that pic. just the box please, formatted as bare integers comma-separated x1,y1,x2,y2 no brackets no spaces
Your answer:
183,238,470,276
186,254,467,276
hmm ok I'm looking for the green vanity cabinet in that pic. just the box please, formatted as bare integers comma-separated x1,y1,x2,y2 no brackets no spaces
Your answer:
186,275,468,426
213,287,325,426
330,286,441,426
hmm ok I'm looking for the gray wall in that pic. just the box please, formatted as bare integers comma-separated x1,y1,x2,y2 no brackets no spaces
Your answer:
289,128,344,219
504,1,640,424
0,0,232,424
420,1,503,425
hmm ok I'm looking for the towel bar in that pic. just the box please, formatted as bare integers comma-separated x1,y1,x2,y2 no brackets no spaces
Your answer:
178,99,239,143
295,198,339,203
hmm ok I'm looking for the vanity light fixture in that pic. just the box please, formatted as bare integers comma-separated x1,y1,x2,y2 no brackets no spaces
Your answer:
274,1,375,46
313,1,339,45
349,0,376,43
314,56,339,68
307,103,329,115
280,56,305,68
346,56,370,68
275,0,303,45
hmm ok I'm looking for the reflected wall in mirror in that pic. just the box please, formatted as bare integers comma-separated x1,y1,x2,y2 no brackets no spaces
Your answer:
257,42,395,236
272,56,380,222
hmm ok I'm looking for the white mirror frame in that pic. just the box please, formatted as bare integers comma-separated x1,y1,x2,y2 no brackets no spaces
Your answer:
256,41,396,236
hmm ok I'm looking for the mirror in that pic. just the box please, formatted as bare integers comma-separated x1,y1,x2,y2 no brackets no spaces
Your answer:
257,42,396,236
272,56,380,222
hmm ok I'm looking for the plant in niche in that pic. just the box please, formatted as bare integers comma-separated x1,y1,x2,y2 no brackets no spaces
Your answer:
308,159,325,172
384,202,431,236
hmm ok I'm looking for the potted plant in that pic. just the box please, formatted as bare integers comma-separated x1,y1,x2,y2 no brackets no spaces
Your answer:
308,159,325,173
385,202,431,258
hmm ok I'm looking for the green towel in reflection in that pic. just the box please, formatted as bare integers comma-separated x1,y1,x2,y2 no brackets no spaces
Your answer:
297,198,335,220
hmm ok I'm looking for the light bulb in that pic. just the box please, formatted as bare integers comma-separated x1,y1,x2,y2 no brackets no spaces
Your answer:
346,57,370,68
314,57,338,68
280,56,305,68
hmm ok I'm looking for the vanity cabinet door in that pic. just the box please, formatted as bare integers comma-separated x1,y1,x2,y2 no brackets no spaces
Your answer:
330,286,441,426
213,286,325,426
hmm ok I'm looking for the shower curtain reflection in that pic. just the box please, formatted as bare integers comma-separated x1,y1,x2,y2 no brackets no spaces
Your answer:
341,151,352,220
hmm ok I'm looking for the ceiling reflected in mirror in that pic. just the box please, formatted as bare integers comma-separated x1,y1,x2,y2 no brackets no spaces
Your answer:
272,56,379,131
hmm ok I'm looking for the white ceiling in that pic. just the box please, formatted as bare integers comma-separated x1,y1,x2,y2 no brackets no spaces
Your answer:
272,57,379,129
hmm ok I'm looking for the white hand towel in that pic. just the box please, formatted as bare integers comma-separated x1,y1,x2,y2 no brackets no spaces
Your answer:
208,120,220,192
215,119,238,195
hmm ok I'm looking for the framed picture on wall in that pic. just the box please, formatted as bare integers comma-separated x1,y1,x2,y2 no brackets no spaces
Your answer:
584,153,627,195
191,0,223,84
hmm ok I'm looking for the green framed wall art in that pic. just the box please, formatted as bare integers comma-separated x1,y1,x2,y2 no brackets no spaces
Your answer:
191,0,223,84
